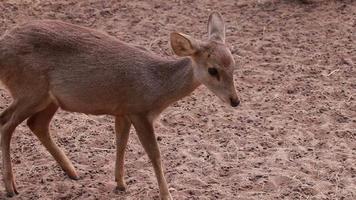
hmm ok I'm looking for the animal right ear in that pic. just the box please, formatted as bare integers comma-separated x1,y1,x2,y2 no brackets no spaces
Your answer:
170,32,199,56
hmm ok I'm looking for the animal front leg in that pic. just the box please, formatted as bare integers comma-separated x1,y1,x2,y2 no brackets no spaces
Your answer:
130,114,172,200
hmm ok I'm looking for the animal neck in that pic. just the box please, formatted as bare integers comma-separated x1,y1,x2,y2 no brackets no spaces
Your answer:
153,57,201,108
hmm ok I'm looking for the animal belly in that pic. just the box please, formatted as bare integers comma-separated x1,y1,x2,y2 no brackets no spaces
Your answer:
49,90,125,115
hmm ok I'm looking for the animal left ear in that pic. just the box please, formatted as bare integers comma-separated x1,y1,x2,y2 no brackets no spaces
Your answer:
208,12,225,43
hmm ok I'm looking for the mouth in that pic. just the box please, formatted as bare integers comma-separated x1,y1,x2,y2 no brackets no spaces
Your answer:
229,97,240,107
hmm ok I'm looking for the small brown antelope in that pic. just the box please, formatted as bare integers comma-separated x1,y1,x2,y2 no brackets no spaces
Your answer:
0,12,239,199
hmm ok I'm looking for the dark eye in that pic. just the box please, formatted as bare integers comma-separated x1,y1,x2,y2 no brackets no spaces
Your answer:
208,67,218,76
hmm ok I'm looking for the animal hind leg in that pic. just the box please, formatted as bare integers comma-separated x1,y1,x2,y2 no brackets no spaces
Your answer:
1,96,51,197
114,115,131,191
27,101,79,179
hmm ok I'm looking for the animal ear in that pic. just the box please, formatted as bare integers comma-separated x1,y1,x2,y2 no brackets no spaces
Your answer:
170,32,199,56
208,12,225,43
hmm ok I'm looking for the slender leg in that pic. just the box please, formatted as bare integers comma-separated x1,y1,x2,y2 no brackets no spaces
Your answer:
114,115,131,191
1,98,50,197
27,102,78,179
130,114,172,200
1,103,19,197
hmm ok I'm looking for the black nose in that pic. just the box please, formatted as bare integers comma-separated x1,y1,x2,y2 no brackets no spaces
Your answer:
230,98,240,107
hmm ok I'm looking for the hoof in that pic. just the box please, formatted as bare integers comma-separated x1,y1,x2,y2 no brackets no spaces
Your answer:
6,191,16,198
68,172,80,180
69,175,80,180
6,180,19,197
115,184,127,192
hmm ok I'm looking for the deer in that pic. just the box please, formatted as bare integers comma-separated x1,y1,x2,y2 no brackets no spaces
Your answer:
0,12,239,199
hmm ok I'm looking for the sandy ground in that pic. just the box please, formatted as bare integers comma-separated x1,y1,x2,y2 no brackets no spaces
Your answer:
0,0,355,199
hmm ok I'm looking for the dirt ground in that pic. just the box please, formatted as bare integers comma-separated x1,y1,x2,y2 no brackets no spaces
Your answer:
0,0,355,199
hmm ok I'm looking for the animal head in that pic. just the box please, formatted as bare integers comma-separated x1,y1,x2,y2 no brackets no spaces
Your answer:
171,12,239,107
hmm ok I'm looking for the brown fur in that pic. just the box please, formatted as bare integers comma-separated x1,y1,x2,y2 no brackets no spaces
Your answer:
0,20,198,115
0,12,237,200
